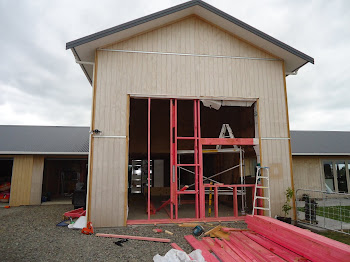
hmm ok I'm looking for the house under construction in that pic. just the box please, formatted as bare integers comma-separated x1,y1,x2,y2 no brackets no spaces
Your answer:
65,0,314,227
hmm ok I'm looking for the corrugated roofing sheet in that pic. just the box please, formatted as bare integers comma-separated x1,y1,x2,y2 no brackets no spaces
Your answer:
0,125,89,154
290,130,350,155
0,126,349,155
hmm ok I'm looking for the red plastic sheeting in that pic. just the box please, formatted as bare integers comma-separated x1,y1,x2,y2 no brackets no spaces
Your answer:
64,207,86,218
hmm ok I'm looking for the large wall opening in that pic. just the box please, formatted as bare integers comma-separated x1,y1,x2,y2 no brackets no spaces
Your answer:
0,158,13,204
41,158,88,205
127,97,258,223
128,98,171,220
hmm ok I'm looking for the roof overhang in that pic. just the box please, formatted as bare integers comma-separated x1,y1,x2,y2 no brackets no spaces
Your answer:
66,0,314,84
292,153,350,156
0,151,89,155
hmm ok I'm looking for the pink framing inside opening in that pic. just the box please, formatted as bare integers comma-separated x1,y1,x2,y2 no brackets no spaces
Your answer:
127,98,258,225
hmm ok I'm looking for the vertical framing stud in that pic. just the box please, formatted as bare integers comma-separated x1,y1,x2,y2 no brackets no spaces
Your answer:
194,100,199,218
148,98,151,221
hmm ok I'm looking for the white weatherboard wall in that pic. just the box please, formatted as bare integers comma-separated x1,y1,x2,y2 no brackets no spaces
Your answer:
91,16,292,227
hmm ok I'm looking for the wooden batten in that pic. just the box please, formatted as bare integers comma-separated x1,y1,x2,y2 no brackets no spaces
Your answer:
282,61,296,220
87,50,98,223
123,95,130,226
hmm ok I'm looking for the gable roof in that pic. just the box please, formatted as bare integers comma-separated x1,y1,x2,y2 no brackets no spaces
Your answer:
0,125,89,155
291,130,350,156
66,0,314,84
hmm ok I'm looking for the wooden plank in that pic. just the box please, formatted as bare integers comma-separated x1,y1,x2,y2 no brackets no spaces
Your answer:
229,235,269,262
96,233,170,243
202,237,238,262
245,215,350,262
231,232,285,262
179,223,199,227
171,243,184,251
282,61,297,221
184,235,219,262
221,227,250,233
212,230,230,240
216,239,245,262
204,225,222,236
242,231,307,262
127,216,245,225
222,239,253,262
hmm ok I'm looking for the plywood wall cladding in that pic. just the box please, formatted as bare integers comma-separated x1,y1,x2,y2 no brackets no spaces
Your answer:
92,16,291,226
30,156,45,205
90,138,126,227
10,156,33,206
10,155,45,206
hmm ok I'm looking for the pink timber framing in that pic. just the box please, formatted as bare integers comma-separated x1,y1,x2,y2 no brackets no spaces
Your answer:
127,98,258,225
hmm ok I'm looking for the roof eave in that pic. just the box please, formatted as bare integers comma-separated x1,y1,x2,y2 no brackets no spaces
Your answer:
0,151,89,155
66,0,314,65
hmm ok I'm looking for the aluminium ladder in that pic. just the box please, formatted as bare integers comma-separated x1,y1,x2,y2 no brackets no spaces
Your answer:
252,166,271,217
216,124,238,150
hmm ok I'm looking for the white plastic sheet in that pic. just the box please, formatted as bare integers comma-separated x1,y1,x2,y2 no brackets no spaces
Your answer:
153,249,206,262
67,215,86,229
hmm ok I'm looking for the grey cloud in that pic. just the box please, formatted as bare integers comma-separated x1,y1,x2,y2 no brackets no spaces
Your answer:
1,0,349,131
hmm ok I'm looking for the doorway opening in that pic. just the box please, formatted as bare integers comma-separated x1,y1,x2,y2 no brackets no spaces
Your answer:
41,158,88,205
0,158,13,204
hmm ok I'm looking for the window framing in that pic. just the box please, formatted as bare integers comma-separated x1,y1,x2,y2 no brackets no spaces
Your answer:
322,159,350,193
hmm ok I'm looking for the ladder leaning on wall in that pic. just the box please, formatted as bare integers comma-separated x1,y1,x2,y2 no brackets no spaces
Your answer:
252,166,271,217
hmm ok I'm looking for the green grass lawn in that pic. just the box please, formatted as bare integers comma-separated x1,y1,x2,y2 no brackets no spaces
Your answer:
298,206,350,223
318,230,350,245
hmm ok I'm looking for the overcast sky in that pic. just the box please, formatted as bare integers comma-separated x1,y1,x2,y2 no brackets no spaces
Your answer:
1,0,349,131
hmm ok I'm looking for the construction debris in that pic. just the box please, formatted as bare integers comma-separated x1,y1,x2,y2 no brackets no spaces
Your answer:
165,230,173,235
114,239,128,246
192,225,204,236
64,207,86,219
178,223,199,227
181,216,350,262
153,249,205,262
68,215,86,229
170,243,184,251
96,233,171,243
81,222,94,235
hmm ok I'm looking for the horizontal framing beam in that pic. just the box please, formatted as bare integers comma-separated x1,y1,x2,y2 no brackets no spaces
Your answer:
200,138,258,146
129,94,258,102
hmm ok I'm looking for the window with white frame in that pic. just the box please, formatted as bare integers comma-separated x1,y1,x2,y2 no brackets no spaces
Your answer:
322,160,350,193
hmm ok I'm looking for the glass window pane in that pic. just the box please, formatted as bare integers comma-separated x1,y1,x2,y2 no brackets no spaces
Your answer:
336,161,347,193
323,161,334,192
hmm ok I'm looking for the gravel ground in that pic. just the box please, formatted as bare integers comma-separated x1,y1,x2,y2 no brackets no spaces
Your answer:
0,204,247,261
